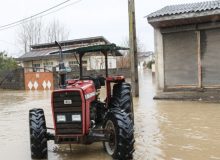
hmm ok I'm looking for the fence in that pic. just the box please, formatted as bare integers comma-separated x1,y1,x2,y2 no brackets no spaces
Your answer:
0,67,130,90
0,68,25,90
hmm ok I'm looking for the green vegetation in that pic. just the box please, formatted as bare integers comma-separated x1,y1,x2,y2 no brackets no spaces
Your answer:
146,60,155,69
0,51,18,76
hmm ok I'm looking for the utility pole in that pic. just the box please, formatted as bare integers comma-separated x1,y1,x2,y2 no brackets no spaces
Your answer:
128,0,139,97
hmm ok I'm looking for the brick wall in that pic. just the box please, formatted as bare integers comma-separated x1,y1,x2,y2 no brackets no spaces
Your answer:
24,72,54,90
0,67,130,90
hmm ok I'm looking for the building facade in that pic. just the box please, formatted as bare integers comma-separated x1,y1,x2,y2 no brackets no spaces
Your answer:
147,1,220,92
17,36,117,72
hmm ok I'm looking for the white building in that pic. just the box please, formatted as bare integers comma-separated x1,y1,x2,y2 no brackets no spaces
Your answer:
17,36,118,72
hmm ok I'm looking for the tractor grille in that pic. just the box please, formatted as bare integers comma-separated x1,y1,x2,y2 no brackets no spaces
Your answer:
53,91,83,134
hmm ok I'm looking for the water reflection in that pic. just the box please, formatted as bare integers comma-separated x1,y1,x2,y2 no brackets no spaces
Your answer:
0,70,220,160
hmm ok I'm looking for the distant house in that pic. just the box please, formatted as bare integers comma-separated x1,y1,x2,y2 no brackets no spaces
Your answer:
147,1,220,92
138,51,154,68
17,36,117,72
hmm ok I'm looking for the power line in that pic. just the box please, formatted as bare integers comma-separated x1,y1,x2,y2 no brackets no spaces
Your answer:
0,0,82,31
0,0,70,29
35,0,83,21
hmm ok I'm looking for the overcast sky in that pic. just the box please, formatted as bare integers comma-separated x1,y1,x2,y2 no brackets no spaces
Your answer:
0,0,212,57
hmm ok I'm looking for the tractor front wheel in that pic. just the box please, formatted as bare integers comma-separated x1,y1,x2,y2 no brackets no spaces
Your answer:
103,108,135,160
29,108,48,159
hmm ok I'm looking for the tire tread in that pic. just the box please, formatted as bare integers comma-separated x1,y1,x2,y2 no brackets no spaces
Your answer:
29,108,47,159
104,108,135,160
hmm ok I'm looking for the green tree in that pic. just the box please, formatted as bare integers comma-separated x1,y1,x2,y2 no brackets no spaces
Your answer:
146,60,155,69
0,51,18,76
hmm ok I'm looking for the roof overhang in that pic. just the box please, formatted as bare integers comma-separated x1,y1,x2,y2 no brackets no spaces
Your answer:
30,36,110,50
16,44,127,62
17,36,116,61
147,9,220,28
16,54,66,62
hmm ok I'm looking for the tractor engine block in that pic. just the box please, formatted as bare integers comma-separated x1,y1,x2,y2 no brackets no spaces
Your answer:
52,90,84,135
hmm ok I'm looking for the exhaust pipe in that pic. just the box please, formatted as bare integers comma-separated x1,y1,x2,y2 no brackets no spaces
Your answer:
55,41,66,88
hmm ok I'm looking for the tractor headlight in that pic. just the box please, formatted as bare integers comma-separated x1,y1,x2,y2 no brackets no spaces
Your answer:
57,114,66,122
72,114,81,122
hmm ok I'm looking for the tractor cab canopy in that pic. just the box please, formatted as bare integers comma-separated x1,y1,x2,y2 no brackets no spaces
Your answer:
59,43,128,56
51,43,129,78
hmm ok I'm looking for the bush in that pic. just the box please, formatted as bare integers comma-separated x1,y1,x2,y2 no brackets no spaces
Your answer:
146,60,155,69
0,52,18,78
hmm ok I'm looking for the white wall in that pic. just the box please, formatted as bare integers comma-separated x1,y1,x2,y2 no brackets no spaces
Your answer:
154,28,164,91
89,56,116,70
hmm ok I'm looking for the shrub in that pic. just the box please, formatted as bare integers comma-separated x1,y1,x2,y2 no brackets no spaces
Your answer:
0,51,18,78
146,60,155,69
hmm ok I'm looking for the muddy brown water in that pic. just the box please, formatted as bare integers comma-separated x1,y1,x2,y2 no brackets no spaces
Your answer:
0,70,220,160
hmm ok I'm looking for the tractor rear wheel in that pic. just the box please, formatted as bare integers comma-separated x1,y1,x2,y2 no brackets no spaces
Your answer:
110,82,134,121
29,108,48,159
103,108,135,160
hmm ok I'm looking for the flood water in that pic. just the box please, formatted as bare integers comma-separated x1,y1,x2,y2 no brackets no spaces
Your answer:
0,70,220,160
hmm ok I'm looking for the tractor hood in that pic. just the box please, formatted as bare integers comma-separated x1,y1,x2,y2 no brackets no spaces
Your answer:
54,80,96,100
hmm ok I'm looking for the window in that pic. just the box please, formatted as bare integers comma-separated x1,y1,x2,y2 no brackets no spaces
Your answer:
43,62,53,66
33,64,40,72
33,64,40,68
82,60,87,64
69,60,87,67
43,62,53,72
69,61,78,66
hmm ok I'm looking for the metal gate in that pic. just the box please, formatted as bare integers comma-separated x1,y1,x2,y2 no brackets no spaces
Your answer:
163,31,198,88
201,28,220,87
24,72,54,90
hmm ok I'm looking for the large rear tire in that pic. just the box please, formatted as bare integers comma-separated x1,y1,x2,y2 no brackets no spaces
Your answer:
110,82,134,121
103,108,135,160
29,108,48,159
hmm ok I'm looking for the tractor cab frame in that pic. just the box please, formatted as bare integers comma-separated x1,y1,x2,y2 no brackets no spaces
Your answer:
58,43,129,104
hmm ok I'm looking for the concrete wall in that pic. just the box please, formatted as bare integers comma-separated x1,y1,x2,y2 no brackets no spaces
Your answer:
0,67,130,90
89,56,117,70
154,28,164,91
0,68,25,90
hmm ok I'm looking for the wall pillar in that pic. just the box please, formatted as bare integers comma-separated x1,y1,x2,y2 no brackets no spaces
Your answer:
196,31,202,88
154,28,165,91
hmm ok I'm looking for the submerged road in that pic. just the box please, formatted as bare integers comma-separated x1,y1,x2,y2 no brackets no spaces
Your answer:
0,70,220,160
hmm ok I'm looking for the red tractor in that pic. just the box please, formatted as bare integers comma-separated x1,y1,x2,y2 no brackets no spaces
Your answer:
29,42,135,160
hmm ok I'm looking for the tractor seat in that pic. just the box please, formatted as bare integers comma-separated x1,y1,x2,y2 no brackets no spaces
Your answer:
81,75,105,90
